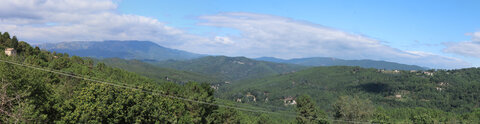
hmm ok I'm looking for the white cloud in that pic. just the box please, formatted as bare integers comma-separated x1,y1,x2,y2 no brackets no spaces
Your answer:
443,32,480,58
0,0,206,47
194,12,469,69
0,1,470,69
463,32,480,42
470,32,480,42
214,36,234,44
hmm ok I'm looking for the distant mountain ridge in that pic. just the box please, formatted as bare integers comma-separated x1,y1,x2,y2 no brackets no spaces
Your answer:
38,40,204,61
38,40,426,71
255,57,427,70
153,56,307,81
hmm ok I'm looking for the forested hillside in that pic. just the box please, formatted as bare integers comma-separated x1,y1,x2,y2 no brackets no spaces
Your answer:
256,57,427,70
153,56,306,81
98,58,222,84
220,66,480,122
0,32,278,123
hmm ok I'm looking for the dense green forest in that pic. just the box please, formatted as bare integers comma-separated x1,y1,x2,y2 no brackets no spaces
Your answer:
0,32,286,123
1,32,480,123
219,66,480,123
98,58,222,84
153,56,306,81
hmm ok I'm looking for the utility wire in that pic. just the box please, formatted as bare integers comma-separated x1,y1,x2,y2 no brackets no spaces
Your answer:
3,58,296,112
0,59,300,115
0,59,308,118
3,58,459,124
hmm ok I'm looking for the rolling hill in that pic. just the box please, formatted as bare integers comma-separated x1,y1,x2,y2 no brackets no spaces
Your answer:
98,58,222,84
255,57,427,70
219,66,480,113
38,40,204,61
152,56,307,81
0,33,224,123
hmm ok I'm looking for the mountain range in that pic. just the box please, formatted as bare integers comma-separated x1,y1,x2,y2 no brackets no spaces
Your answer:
38,40,204,61
97,58,221,84
256,57,427,70
40,41,428,71
152,56,306,81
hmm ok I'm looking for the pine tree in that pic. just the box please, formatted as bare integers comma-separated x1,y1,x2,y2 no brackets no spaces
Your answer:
3,32,10,40
11,36,18,49
296,94,328,124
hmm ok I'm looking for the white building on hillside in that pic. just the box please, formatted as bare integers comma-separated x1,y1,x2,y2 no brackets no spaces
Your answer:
4,48,16,56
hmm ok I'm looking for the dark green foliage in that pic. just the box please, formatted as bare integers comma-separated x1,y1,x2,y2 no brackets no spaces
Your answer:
10,36,18,48
154,56,306,81
461,108,480,123
296,95,328,124
374,107,459,123
58,83,191,123
370,107,392,124
256,114,273,124
0,33,286,123
209,107,243,124
220,65,480,122
221,66,480,113
332,96,374,121
182,82,218,123
98,58,221,84
0,32,17,49
0,33,221,123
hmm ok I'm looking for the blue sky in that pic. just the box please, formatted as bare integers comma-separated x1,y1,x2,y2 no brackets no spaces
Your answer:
118,0,478,46
1,0,479,68
117,0,480,68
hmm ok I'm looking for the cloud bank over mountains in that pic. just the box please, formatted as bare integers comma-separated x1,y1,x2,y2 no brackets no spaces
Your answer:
196,13,470,69
443,32,480,58
0,0,472,69
0,0,206,47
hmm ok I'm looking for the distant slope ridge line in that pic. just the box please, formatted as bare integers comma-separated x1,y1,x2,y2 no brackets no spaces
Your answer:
255,56,427,70
38,40,204,61
39,40,425,71
98,58,222,84
219,65,480,113
152,56,307,81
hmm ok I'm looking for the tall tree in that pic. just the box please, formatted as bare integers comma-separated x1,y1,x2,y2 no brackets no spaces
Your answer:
296,94,328,124
0,79,29,123
11,36,18,48
209,107,242,124
182,82,217,123
332,96,374,121
2,32,10,40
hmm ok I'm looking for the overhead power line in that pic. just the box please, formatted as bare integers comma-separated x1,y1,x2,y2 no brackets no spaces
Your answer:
0,58,420,124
